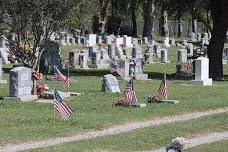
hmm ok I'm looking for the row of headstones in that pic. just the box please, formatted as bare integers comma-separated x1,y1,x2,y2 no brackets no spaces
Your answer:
59,33,152,48
103,56,213,93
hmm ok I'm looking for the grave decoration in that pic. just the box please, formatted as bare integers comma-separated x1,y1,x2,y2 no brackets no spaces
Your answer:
147,72,179,104
112,79,146,108
166,137,188,152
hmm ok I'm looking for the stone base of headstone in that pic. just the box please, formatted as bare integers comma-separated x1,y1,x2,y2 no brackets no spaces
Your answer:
161,61,170,64
0,80,7,84
135,74,149,80
160,99,179,104
3,95,38,102
129,103,146,108
96,64,110,69
41,90,71,99
191,79,212,86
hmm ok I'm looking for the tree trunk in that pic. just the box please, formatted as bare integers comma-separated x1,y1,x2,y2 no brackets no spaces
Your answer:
142,0,155,38
208,0,228,80
93,0,109,35
177,7,183,37
192,19,197,34
160,4,169,37
131,0,137,37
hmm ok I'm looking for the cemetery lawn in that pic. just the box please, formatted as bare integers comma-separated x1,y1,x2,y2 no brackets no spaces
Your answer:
1,46,228,146
186,140,228,152
26,113,228,152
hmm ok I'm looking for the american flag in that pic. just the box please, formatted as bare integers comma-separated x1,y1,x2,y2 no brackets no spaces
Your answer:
158,72,168,99
64,76,69,92
54,67,67,81
54,90,73,120
54,67,70,91
64,68,70,92
111,62,123,78
124,79,138,104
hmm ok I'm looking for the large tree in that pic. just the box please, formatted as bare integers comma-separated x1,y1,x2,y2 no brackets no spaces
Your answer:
142,0,155,38
207,0,228,80
92,0,109,36
0,0,77,94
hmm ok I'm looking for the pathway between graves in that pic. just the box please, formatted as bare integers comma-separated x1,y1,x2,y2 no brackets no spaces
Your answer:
1,107,228,152
148,131,228,152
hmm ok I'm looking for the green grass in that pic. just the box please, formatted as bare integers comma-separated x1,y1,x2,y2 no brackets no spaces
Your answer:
186,140,228,152
26,113,228,152
1,45,228,147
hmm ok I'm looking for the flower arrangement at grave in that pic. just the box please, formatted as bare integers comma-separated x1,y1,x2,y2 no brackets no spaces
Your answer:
36,83,49,94
166,137,188,152
120,43,126,48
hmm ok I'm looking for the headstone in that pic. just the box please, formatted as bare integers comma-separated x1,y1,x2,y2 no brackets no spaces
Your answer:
145,45,154,64
154,44,161,58
79,50,89,69
186,43,194,57
106,36,113,45
102,74,120,93
132,38,139,45
96,36,103,44
169,38,176,46
71,38,76,45
143,37,149,44
163,37,170,47
190,32,197,42
177,49,187,63
80,36,86,45
197,33,201,41
93,48,110,69
108,44,116,59
191,57,212,86
123,47,133,59
132,46,143,58
124,36,133,47
133,58,148,80
64,34,70,45
202,33,209,45
87,34,97,46
160,48,168,63
0,58,7,84
115,37,124,47
5,67,38,101
116,46,126,59
69,50,81,69
119,59,130,79
89,46,97,59
75,36,81,45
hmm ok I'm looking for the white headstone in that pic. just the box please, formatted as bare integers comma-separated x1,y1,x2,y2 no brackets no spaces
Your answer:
124,36,133,47
87,34,97,46
115,37,124,47
177,49,187,63
191,57,212,86
163,37,170,47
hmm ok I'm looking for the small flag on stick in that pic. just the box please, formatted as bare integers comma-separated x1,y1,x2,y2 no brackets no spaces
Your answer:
158,72,168,99
54,90,73,120
54,67,67,81
124,79,138,104
54,67,70,91
111,62,123,78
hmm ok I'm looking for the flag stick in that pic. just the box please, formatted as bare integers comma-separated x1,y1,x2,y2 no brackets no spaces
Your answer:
67,66,70,92
53,103,56,124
